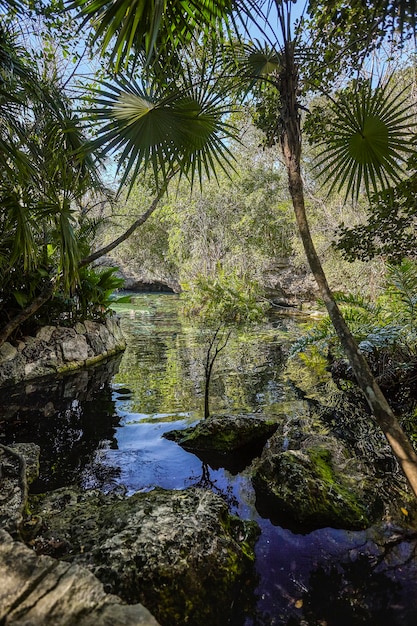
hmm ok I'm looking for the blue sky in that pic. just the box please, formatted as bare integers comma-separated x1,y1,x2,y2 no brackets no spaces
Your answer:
243,0,309,47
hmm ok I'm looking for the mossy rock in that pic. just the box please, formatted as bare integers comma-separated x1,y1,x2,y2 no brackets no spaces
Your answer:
29,486,259,626
163,414,278,454
253,444,383,530
163,414,279,473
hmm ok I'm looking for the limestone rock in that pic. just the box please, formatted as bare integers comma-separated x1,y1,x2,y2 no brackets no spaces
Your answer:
36,326,56,343
164,413,279,472
0,316,126,387
30,486,259,626
0,529,160,626
252,430,383,530
61,334,90,362
9,443,40,486
0,343,17,362
0,445,27,536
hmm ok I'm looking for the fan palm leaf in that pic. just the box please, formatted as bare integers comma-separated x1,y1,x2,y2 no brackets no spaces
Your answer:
314,78,416,202
71,0,233,69
224,40,281,90
86,73,238,190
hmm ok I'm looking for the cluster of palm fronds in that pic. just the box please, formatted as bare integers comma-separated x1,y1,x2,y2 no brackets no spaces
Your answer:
0,5,116,341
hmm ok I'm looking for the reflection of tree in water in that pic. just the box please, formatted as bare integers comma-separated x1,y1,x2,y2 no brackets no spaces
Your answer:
116,304,290,417
0,356,123,492
191,460,260,626
191,462,239,511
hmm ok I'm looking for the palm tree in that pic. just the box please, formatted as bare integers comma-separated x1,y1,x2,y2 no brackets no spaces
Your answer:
74,0,417,496
0,12,105,344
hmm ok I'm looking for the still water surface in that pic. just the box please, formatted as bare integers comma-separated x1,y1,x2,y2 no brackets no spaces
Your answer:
1,293,416,625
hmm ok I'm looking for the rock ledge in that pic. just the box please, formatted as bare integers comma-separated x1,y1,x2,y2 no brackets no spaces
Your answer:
0,316,126,387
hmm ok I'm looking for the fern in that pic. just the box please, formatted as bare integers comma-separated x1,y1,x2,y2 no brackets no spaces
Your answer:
386,259,417,330
291,262,417,368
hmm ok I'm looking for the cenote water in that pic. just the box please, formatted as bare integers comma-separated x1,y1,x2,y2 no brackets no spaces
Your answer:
1,293,417,625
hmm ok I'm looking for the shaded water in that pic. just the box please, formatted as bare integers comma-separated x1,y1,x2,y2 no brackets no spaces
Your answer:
1,293,417,625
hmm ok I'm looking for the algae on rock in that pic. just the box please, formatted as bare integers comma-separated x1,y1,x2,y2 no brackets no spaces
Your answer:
29,486,260,626
252,433,383,530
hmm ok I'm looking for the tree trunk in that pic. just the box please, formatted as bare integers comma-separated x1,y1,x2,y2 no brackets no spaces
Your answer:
278,41,417,498
0,278,57,349
0,181,174,349
203,326,231,419
79,182,170,268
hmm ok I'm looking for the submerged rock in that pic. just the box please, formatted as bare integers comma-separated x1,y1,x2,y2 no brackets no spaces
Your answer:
163,414,278,472
30,486,259,626
252,430,383,530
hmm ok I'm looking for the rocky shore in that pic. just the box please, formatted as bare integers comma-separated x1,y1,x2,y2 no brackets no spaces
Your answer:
0,316,126,388
0,442,259,626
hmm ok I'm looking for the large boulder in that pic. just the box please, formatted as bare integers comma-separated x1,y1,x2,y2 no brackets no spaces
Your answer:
163,413,278,472
252,430,383,530
29,486,259,626
0,529,160,626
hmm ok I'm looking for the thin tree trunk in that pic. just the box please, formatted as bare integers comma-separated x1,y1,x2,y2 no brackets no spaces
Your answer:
0,180,174,349
0,278,57,349
203,326,231,419
79,180,171,268
278,41,417,498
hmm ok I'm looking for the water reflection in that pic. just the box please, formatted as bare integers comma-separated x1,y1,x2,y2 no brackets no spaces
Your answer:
0,293,416,625
113,293,294,418
0,356,123,492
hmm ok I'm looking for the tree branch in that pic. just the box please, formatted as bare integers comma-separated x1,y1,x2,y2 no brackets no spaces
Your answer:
79,175,174,268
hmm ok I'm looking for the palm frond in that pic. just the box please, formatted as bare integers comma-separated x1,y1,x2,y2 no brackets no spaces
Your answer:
314,78,416,202
70,0,232,70
5,192,38,271
223,40,281,92
85,74,239,191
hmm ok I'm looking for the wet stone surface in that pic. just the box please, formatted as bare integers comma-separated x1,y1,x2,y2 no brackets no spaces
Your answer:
29,485,259,626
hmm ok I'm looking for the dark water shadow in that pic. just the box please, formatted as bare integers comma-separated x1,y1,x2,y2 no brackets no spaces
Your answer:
0,355,124,492
177,439,268,475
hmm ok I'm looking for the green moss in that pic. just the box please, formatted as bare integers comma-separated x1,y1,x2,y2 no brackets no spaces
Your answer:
308,447,335,481
165,416,278,454
307,446,373,526
255,445,381,530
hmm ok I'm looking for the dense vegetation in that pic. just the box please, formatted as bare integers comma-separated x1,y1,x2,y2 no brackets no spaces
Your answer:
2,0,417,494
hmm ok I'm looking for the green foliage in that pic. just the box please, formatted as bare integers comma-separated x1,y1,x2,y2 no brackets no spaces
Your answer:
291,260,417,376
335,165,417,262
181,266,267,328
35,266,126,328
93,134,294,291
252,81,281,148
73,0,232,71
306,0,417,74
86,60,238,192
73,265,126,320
385,259,417,333
0,10,111,339
312,78,415,202
181,265,267,418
